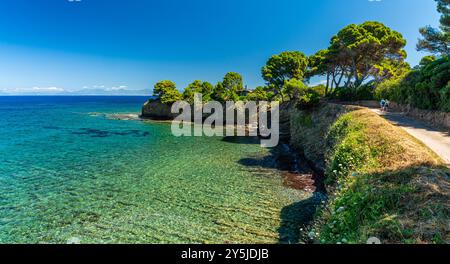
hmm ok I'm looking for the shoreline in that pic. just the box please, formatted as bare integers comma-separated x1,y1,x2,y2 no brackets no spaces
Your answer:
107,111,325,195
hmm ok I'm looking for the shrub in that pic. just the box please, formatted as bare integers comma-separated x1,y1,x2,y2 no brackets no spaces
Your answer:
282,79,323,108
375,56,450,112
246,86,270,101
374,76,403,101
283,78,307,101
440,83,450,112
296,89,322,109
355,84,376,100
324,114,371,184
332,84,375,101
310,84,327,97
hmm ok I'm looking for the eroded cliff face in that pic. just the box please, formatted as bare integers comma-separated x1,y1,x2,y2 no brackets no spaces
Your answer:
281,103,350,173
141,100,264,124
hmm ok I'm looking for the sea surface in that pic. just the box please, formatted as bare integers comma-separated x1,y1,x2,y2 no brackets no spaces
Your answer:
0,96,313,244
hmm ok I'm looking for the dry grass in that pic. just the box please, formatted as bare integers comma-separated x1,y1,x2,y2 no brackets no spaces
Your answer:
288,103,450,244
350,109,442,171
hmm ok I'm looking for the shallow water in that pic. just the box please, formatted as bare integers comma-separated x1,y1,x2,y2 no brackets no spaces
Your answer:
0,96,312,243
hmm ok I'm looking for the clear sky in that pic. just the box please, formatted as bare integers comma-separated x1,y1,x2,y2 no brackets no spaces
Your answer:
0,0,441,95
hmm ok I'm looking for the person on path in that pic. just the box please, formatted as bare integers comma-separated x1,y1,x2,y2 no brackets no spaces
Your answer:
385,99,390,112
380,99,386,112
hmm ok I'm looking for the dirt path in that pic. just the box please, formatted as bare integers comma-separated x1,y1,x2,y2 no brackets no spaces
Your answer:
370,108,450,167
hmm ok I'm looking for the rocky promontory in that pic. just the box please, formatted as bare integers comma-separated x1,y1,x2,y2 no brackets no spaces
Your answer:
141,100,180,120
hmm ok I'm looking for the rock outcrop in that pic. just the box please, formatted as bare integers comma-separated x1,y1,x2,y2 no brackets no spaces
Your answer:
141,100,179,120
141,99,261,123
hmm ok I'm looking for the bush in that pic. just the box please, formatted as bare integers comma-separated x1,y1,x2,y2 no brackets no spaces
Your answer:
310,84,327,97
355,84,376,100
324,114,371,184
246,86,270,101
332,84,375,101
296,89,322,109
375,56,450,112
374,76,403,101
281,79,323,108
440,83,450,112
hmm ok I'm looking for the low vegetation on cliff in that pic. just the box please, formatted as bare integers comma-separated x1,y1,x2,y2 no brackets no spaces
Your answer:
289,104,449,243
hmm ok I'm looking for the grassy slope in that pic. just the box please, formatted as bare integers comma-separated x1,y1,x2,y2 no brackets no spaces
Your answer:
289,103,449,244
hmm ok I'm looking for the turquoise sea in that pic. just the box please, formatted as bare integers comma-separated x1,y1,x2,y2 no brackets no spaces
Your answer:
0,96,315,244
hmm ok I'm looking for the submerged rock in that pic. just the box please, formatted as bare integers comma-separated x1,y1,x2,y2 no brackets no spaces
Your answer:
106,113,141,121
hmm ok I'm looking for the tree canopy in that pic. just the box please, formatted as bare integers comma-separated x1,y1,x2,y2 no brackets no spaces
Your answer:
283,78,322,108
222,72,244,94
307,21,407,95
419,55,437,67
375,56,450,112
262,51,308,101
153,80,182,104
417,0,450,55
212,72,244,102
245,86,272,101
183,80,214,103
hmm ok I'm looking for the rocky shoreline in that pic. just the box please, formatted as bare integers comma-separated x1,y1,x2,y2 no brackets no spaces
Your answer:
140,99,327,195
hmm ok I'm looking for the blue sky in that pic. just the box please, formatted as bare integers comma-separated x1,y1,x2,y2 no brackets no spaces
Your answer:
0,0,441,95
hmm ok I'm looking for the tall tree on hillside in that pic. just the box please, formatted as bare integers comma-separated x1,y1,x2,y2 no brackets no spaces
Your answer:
183,80,203,104
417,0,450,55
201,81,214,102
183,80,214,103
307,22,407,92
212,82,226,102
307,49,348,95
212,72,244,102
329,21,407,88
371,59,411,84
262,51,308,101
246,86,271,101
419,55,437,67
222,72,244,95
153,80,182,104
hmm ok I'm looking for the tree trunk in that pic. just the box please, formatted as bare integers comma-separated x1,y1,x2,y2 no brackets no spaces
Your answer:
335,67,345,88
325,72,330,96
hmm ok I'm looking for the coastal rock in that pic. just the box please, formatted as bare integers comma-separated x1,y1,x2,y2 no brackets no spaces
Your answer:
141,100,179,120
141,99,260,123
106,113,141,121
